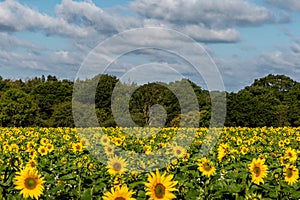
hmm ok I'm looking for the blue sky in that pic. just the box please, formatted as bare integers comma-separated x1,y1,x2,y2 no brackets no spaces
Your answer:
0,0,300,91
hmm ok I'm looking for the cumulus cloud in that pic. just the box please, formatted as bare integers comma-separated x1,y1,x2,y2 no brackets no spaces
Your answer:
291,42,300,53
0,0,89,37
130,0,274,28
0,32,42,51
265,0,300,12
56,0,141,36
129,0,275,42
178,25,241,43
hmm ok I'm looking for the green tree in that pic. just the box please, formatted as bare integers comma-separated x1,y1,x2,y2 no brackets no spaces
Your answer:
49,101,74,127
0,88,38,126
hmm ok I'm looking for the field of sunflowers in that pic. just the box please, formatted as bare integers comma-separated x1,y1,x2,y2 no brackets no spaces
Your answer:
0,126,299,199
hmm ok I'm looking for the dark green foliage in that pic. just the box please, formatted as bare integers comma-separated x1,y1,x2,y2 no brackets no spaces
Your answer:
225,74,300,127
0,88,38,126
0,73,299,127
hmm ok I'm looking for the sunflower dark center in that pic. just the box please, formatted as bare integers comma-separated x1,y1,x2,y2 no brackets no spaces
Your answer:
154,183,166,198
113,163,122,171
115,197,125,200
254,166,261,176
204,163,211,171
176,150,181,155
287,168,293,178
25,178,37,189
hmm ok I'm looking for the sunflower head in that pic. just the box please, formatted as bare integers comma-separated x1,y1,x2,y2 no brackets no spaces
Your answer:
284,164,299,185
100,135,110,145
245,192,263,200
173,146,185,158
72,142,83,153
26,160,37,169
38,146,48,156
13,167,45,200
102,185,135,200
285,147,297,163
248,158,268,185
197,157,216,178
145,169,178,200
107,155,128,176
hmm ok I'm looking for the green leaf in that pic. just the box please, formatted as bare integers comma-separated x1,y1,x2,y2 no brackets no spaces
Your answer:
228,183,242,193
81,188,92,200
185,189,199,199
137,190,146,198
291,191,300,199
60,173,77,180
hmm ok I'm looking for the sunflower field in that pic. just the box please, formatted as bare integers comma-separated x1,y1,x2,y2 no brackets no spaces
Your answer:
0,127,299,199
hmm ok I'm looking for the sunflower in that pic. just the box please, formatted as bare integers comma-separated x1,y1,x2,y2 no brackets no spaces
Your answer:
100,135,110,146
107,155,128,175
13,167,45,199
145,169,178,200
46,144,54,153
284,138,290,144
285,147,297,163
105,145,115,156
248,158,268,185
26,141,36,149
198,157,216,177
245,192,263,200
76,161,83,168
102,185,135,200
173,146,185,158
279,156,290,166
61,157,67,165
113,137,123,146
40,138,48,146
284,165,299,185
278,140,285,148
217,143,230,162
236,138,242,146
87,162,96,172
9,143,19,153
240,146,248,155
26,160,37,169
80,137,90,147
72,142,83,153
38,146,48,156
63,134,70,141
28,149,37,158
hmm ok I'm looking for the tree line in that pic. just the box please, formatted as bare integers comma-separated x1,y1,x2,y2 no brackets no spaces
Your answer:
0,74,299,127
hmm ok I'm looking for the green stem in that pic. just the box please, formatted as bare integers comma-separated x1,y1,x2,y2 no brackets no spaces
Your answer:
78,171,82,199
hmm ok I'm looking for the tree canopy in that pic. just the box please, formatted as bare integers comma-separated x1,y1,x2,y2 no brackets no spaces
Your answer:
0,74,299,127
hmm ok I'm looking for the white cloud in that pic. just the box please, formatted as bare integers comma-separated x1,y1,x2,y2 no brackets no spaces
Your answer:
56,0,141,36
0,0,89,37
0,32,42,51
129,0,275,42
130,0,274,28
258,51,299,68
266,0,300,12
291,42,300,53
178,25,241,43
